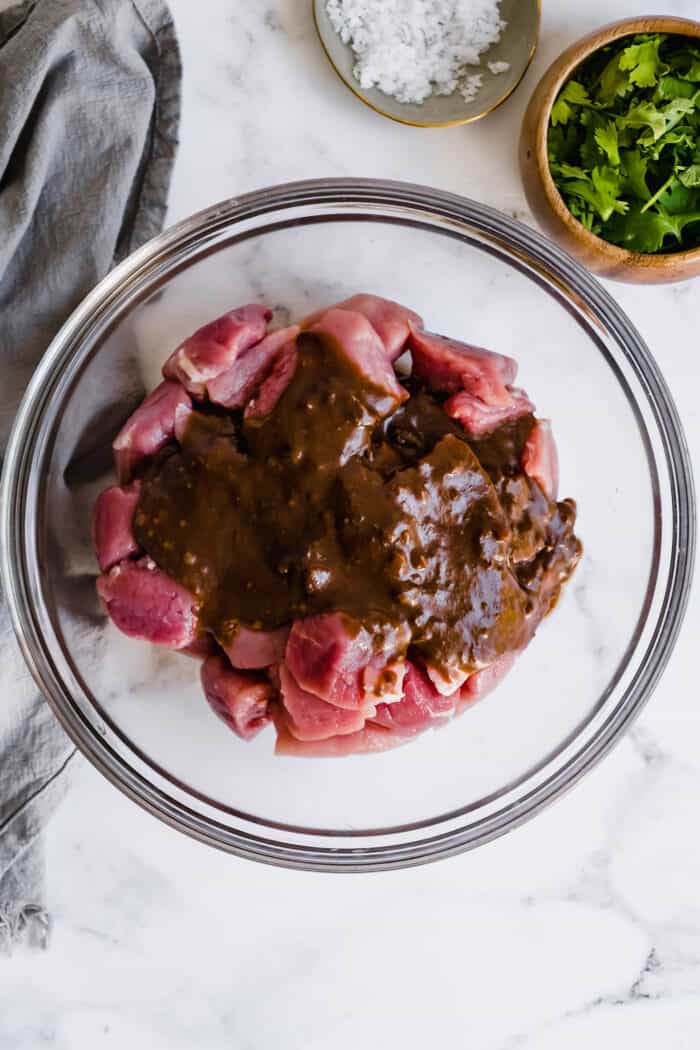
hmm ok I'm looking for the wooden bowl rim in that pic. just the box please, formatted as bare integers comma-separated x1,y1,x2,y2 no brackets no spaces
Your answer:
532,15,700,271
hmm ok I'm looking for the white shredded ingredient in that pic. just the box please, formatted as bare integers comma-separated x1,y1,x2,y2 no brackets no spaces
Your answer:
488,60,510,75
326,0,507,105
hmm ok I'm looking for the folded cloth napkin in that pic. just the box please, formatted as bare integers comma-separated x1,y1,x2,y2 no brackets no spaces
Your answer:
0,0,180,950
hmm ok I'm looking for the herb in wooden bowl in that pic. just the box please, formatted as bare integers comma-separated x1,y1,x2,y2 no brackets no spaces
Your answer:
548,33,700,254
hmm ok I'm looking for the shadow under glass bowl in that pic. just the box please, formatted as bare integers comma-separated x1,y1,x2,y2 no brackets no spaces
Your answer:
0,179,695,872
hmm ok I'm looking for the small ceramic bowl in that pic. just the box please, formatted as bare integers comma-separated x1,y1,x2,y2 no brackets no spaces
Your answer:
313,0,540,128
520,16,700,285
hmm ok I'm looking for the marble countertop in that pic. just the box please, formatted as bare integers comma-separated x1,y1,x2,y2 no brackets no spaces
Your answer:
3,0,700,1046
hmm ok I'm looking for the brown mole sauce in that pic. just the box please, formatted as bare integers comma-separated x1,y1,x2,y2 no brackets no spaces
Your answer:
133,333,581,673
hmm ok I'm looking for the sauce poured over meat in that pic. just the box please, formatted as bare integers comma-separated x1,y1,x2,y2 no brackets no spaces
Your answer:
132,332,580,679
96,295,581,756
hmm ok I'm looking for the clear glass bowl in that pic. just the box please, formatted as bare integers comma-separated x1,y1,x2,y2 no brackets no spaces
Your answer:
1,179,695,871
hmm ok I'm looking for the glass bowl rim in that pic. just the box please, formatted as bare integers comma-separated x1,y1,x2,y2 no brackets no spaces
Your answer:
0,177,695,872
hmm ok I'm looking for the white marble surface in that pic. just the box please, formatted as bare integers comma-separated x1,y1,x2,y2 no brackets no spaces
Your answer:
3,0,700,1045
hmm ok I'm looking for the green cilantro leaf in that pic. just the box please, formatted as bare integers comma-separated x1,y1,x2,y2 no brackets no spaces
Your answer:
596,53,633,105
649,125,697,161
620,149,650,200
550,161,589,180
618,101,667,141
608,210,674,251
658,179,696,215
605,204,686,252
594,120,621,165
580,111,607,169
679,164,700,188
662,97,698,133
619,37,666,88
560,166,628,223
656,74,697,100
678,58,700,83
661,207,700,241
551,81,593,126
591,166,628,218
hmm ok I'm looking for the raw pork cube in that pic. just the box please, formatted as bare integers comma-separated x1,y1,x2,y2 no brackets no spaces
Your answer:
457,652,517,713
221,624,290,670
208,325,299,409
92,481,141,571
444,387,534,438
97,557,198,649
409,328,517,406
279,665,367,741
112,381,191,483
521,419,559,500
303,293,423,360
285,613,380,711
306,309,408,408
243,341,298,420
201,653,273,740
372,663,458,735
162,305,272,397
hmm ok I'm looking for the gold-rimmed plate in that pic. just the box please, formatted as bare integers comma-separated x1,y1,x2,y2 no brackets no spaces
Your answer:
313,0,540,127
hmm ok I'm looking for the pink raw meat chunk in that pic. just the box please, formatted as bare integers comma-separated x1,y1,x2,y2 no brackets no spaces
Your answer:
222,624,290,669
372,663,458,735
303,294,423,361
97,558,198,649
285,613,393,711
92,482,141,572
274,717,406,757
279,665,368,742
306,309,408,408
174,400,194,443
522,419,559,500
208,324,300,410
409,329,517,407
457,652,517,714
444,386,535,438
244,341,299,421
162,305,272,397
112,381,192,484
201,653,273,740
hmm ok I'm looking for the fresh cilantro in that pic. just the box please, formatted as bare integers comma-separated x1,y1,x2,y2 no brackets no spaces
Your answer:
619,38,666,88
649,126,697,161
558,167,628,223
659,179,696,214
656,74,696,100
548,33,700,253
606,205,687,252
620,149,650,200
679,164,700,188
596,53,633,106
618,101,667,142
678,58,700,82
551,81,594,126
550,161,589,180
578,121,599,169
594,120,621,165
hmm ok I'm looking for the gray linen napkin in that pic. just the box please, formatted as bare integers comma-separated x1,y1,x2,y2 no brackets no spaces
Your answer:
0,0,180,950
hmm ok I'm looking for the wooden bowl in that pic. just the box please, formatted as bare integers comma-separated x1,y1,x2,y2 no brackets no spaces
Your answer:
520,16,700,284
